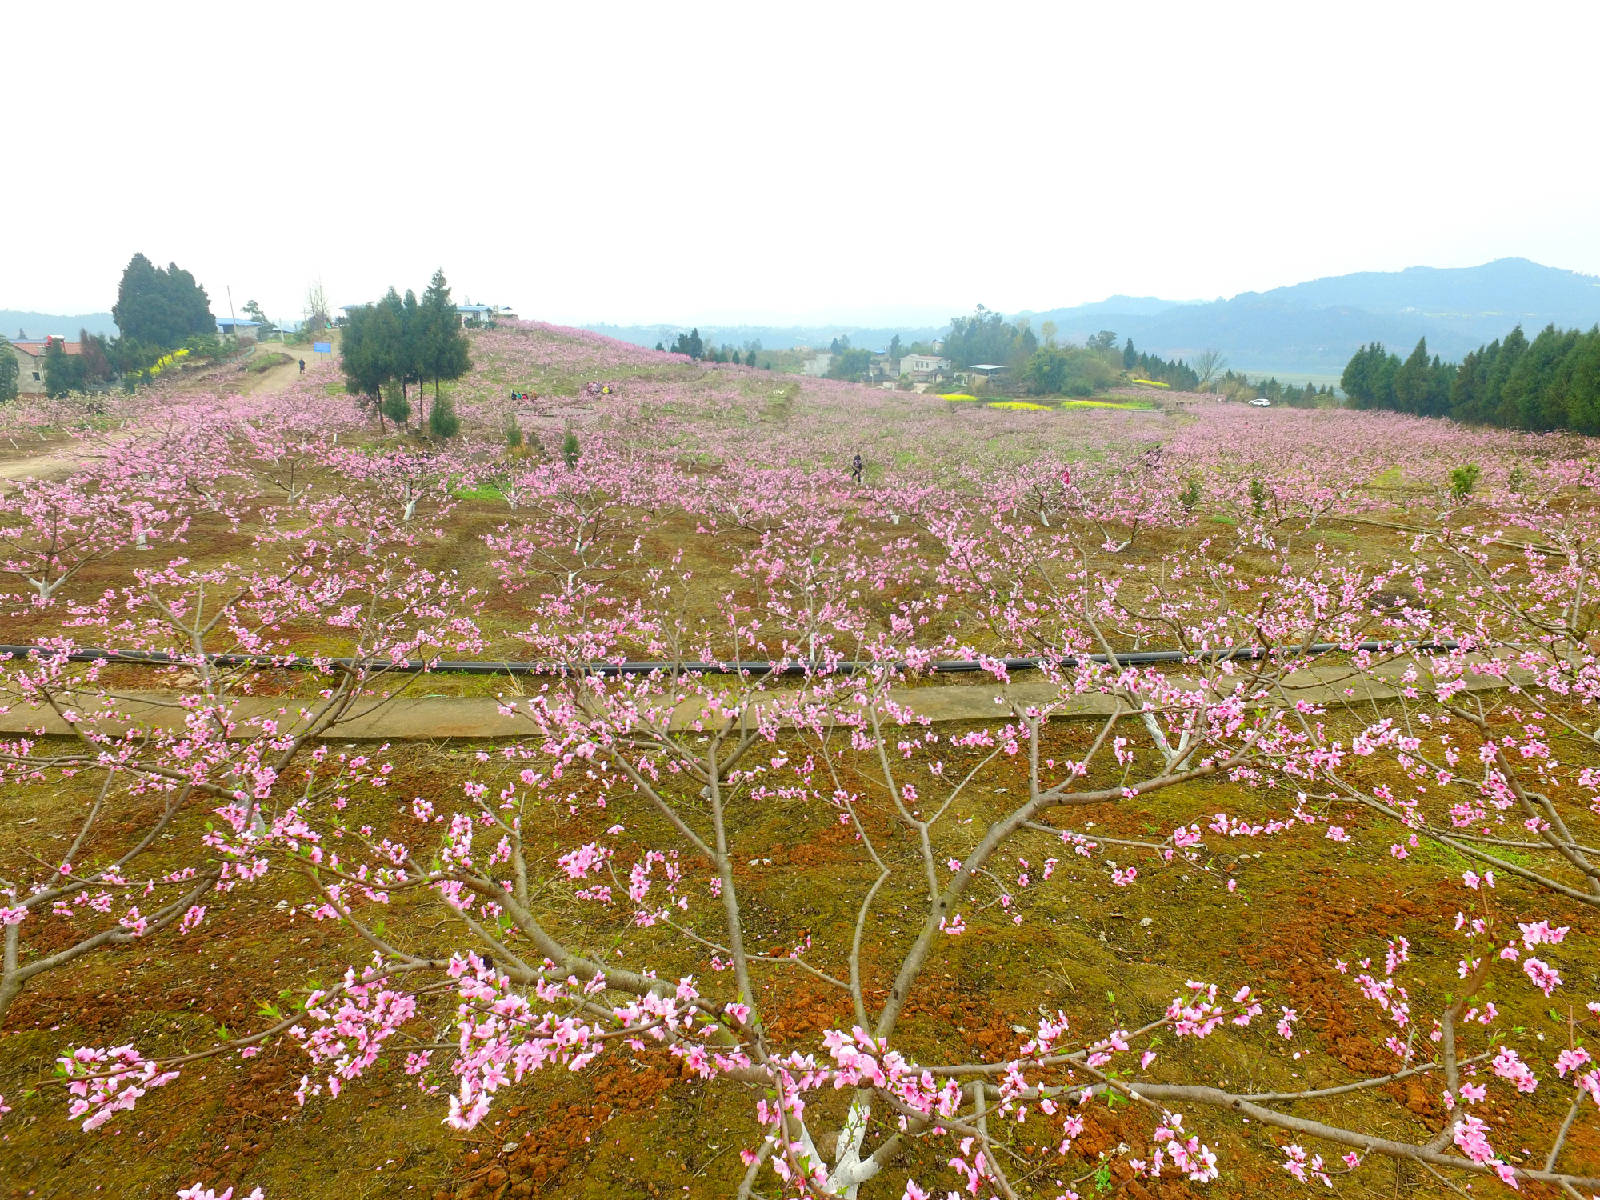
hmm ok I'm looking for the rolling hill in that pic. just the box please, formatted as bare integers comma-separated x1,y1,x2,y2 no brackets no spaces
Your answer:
588,259,1600,380
2,310,119,340
1026,258,1600,377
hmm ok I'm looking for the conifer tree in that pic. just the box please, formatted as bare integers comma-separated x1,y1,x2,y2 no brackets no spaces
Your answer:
420,269,471,401
112,253,215,356
0,339,18,403
340,271,473,434
1393,338,1431,414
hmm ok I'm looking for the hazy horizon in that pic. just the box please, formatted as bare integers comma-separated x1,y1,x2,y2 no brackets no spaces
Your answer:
19,256,1596,336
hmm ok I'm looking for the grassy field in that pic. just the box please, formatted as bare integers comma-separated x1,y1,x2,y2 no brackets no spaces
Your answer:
0,324,1596,1199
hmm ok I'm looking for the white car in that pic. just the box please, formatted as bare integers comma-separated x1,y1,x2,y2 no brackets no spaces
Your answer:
1250,397,1272,407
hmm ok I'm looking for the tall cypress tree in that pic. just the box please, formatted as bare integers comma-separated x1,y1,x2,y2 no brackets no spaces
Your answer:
1483,325,1527,425
1392,338,1431,414
112,253,215,356
419,269,471,401
1566,329,1600,435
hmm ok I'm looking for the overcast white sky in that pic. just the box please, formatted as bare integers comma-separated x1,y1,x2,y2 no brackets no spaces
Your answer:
7,0,1599,328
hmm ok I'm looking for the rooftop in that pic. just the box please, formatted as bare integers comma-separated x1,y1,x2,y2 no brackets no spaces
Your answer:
9,339,82,357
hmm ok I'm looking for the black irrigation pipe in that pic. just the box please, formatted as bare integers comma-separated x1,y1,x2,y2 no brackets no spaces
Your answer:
0,640,1461,679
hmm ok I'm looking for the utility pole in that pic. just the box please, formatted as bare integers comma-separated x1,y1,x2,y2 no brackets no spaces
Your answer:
226,285,237,343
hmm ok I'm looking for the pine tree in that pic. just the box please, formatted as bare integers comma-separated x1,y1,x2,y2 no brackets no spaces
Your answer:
1340,343,1376,406
428,391,461,438
343,271,472,433
1484,325,1528,424
112,253,215,356
1393,338,1431,414
420,269,471,401
401,290,422,411
1565,329,1600,435
340,303,391,417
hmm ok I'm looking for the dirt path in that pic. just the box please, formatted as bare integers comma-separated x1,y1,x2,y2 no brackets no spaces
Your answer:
0,342,315,483
229,347,311,395
0,648,1534,741
0,438,103,482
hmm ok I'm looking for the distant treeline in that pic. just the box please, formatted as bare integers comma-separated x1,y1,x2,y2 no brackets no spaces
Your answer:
654,328,760,365
1118,341,1336,406
1121,340,1199,389
1213,370,1337,407
1341,324,1600,433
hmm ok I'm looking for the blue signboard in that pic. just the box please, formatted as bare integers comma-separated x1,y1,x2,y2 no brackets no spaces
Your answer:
312,341,332,354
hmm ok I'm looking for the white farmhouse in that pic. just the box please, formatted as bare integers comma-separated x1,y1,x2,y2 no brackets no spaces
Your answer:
901,354,950,381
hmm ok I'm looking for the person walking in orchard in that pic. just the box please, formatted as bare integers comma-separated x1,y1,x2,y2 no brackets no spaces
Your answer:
851,453,864,485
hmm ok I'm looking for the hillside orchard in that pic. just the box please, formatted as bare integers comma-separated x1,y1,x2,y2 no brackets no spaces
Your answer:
0,324,1596,1199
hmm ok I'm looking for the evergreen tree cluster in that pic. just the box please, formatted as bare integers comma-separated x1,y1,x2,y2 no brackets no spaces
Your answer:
654,328,759,365
1120,336,1334,406
112,253,216,366
1119,338,1201,390
341,270,472,436
1341,325,1600,433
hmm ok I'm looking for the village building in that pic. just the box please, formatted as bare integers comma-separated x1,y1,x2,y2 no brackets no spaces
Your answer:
216,318,263,343
965,363,1008,380
6,337,81,395
900,353,950,381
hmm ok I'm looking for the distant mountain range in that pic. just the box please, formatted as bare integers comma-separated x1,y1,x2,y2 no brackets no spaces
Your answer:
1024,258,1600,378
588,259,1600,380
2,310,118,340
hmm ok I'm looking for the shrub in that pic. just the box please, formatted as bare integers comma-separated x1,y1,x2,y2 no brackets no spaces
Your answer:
562,428,580,468
182,333,230,363
505,418,524,449
1249,478,1268,518
429,393,461,439
1178,475,1203,511
1448,463,1481,501
381,384,410,427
